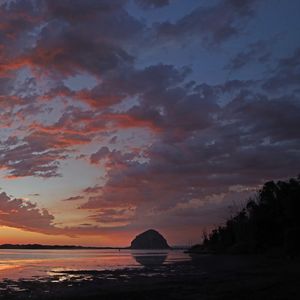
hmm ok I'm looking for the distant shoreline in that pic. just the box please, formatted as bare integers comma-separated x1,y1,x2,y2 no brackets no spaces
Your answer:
0,244,126,250
0,244,187,250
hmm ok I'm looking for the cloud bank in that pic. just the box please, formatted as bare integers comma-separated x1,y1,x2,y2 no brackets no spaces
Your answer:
0,0,299,243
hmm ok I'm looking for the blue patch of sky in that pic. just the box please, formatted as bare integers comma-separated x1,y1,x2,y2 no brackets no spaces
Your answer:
222,0,300,82
64,73,98,91
0,157,104,206
133,0,300,87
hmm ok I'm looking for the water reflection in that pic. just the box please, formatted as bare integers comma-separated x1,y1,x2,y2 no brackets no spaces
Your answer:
0,249,190,280
132,252,168,267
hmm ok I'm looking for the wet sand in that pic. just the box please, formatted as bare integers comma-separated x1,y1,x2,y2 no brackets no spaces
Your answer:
0,255,299,300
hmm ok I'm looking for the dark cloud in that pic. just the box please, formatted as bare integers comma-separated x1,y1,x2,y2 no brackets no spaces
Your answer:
0,190,130,236
0,0,299,239
62,196,84,201
0,116,95,177
0,138,65,178
156,0,260,46
78,62,300,218
1,0,142,80
135,0,170,9
89,207,135,225
45,0,126,21
83,185,103,194
27,26,134,76
225,40,272,71
90,146,111,164
0,0,40,43
263,48,300,92
0,192,58,234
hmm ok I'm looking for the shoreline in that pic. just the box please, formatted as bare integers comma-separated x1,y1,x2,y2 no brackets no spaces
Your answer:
0,255,299,299
0,244,186,251
0,244,127,250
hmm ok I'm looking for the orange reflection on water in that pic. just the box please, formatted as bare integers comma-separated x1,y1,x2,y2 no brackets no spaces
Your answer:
0,264,22,273
0,249,189,281
0,265,20,271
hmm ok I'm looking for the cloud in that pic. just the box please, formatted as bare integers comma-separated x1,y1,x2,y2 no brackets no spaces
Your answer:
135,0,171,9
0,108,98,178
0,0,299,240
156,0,260,46
24,25,133,77
45,0,126,22
90,146,111,164
62,196,84,201
77,66,300,220
263,48,300,92
83,185,103,194
225,40,272,71
0,192,58,235
89,207,135,225
0,0,142,81
0,138,66,178
0,190,132,237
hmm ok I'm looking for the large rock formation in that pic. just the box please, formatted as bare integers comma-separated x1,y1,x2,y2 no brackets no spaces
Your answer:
130,229,170,249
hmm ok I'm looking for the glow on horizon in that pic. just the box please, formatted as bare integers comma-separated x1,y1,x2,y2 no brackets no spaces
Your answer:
0,227,130,247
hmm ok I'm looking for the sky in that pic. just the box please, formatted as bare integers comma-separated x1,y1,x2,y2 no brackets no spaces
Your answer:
0,0,300,247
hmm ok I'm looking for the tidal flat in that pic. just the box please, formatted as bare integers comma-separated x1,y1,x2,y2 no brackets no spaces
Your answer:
0,255,299,300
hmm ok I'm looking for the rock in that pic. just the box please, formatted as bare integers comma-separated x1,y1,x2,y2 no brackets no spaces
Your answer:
130,229,170,249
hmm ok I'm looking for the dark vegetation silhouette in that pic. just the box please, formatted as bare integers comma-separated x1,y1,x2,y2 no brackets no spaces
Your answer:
190,176,300,257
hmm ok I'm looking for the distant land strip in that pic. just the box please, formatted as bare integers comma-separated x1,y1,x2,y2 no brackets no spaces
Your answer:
0,244,187,250
0,244,127,250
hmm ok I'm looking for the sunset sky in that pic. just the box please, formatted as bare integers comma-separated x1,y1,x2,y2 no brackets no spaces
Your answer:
0,0,299,246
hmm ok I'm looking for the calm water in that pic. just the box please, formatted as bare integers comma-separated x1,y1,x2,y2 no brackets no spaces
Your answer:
0,249,190,280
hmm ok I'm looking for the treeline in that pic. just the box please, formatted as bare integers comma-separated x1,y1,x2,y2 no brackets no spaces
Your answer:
192,176,300,256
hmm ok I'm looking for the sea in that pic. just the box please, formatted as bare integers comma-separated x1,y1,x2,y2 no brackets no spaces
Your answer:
0,249,190,281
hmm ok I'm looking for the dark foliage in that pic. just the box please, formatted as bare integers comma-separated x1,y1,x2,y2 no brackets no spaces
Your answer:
199,176,300,256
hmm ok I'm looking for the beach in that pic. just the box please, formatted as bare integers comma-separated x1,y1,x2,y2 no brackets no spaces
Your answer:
0,254,299,300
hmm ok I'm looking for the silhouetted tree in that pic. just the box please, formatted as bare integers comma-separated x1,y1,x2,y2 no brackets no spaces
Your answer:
199,176,300,256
